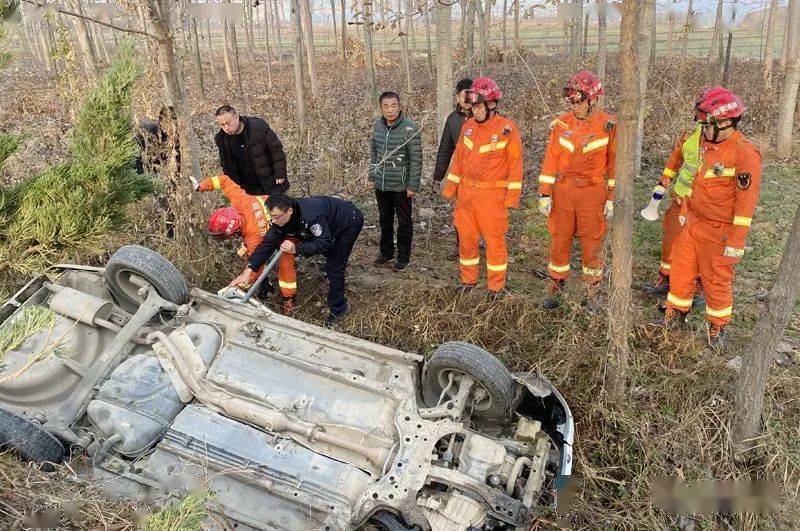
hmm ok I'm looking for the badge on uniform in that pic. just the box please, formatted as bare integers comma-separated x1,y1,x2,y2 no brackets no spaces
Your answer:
712,162,725,176
490,134,499,143
736,172,751,190
502,125,512,135
310,223,323,236
465,128,473,137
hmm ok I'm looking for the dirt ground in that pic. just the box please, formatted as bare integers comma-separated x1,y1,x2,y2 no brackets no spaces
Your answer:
1,45,799,529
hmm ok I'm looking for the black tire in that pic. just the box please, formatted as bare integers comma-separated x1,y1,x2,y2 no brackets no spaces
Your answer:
105,245,188,313
422,341,515,420
0,408,65,470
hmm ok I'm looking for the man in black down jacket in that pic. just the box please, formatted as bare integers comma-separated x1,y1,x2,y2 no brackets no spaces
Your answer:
214,105,289,195
432,78,473,183
229,194,364,328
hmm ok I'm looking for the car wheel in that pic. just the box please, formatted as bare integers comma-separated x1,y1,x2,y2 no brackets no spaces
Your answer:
105,245,188,313
0,408,65,470
422,341,515,420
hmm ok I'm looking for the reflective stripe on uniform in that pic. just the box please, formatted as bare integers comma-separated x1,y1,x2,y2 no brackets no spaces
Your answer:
660,261,671,271
703,167,736,178
212,176,221,190
548,262,570,273
447,173,461,184
662,168,676,178
733,216,752,227
539,175,556,184
463,137,474,150
725,247,745,257
706,306,732,319
558,137,575,153
278,280,297,289
478,140,509,154
460,257,480,266
607,179,616,188
583,137,609,153
667,292,693,308
507,182,522,190
486,262,507,272
255,196,271,220
582,265,603,277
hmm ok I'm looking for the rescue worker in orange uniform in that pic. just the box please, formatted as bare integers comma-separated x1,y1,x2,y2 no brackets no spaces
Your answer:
660,87,761,349
441,77,523,296
537,70,617,310
199,175,298,314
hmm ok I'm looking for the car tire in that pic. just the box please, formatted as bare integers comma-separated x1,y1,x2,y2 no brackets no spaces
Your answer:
105,245,188,313
0,408,65,470
422,341,515,420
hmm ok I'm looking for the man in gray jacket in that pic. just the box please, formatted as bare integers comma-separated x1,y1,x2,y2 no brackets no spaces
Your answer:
369,91,422,271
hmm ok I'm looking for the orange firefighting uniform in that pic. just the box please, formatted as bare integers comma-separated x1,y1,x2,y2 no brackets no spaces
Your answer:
442,113,524,291
537,110,617,283
656,132,691,277
199,175,297,298
664,130,761,325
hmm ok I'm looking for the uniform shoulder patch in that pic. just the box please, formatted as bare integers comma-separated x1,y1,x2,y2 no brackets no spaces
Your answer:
604,120,616,132
502,124,513,135
310,223,323,237
736,172,751,190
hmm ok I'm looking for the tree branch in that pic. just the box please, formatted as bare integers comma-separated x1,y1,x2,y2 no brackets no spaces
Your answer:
20,0,160,41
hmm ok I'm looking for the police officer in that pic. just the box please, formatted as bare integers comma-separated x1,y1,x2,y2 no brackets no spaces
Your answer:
229,194,364,327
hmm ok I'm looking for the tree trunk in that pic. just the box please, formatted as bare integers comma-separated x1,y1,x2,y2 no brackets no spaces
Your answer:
291,0,308,138
649,0,656,66
247,0,256,57
763,0,779,88
330,0,340,58
205,20,215,69
582,12,589,60
465,0,476,71
666,10,675,56
263,0,274,86
502,0,507,49
512,0,519,65
363,0,378,104
709,0,723,62
733,203,800,450
606,0,644,397
380,0,388,53
300,0,319,97
635,0,653,175
68,0,100,81
681,0,693,60
409,0,417,51
570,0,583,65
229,21,245,101
341,0,348,59
783,0,798,67
144,0,203,185
476,0,490,74
423,1,433,75
434,0,453,138
399,0,413,94
94,23,112,64
273,0,283,56
776,0,800,158
222,17,234,81
38,21,54,72
191,18,207,102
597,0,607,84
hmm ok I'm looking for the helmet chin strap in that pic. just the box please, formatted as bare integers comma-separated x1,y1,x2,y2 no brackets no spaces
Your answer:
473,102,495,123
706,121,734,143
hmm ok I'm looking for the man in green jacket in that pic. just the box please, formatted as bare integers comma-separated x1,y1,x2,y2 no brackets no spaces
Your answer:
369,91,422,271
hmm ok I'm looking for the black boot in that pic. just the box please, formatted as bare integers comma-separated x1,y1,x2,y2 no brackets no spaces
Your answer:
542,279,565,310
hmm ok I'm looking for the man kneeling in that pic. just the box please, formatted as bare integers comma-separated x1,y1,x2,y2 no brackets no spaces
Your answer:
230,194,364,328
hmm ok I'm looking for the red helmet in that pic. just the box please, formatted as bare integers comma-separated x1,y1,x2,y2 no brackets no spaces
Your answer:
694,86,744,123
466,76,503,104
208,206,242,237
564,70,604,102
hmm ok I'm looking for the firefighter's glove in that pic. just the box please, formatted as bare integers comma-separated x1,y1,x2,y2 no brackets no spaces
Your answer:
538,196,552,216
604,200,614,219
723,246,745,258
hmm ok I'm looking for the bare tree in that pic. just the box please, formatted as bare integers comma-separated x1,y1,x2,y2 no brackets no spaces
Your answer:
582,12,589,60
262,0,274,86
399,0,412,93
341,0,348,59
435,0,453,137
68,0,100,81
780,0,798,69
636,0,653,173
191,16,207,102
733,203,800,451
423,0,433,75
245,0,256,56
222,12,234,81
776,0,800,158
502,0,507,49
229,20,245,101
709,0,723,63
330,0,340,57
649,0,656,66
476,0,491,74
290,0,308,137
606,0,645,397
597,0,607,83
512,0,519,65
666,8,675,56
363,0,378,103
273,0,283,55
763,0,779,88
570,0,583,65
465,0,476,70
681,0,694,60
300,0,319,96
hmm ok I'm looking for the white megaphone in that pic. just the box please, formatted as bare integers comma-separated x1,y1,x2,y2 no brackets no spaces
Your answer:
640,198,661,221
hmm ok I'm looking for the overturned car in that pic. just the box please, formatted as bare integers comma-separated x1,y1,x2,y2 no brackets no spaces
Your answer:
0,246,573,530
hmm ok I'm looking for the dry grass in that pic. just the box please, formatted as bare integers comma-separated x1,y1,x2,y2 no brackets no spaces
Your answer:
0,43,798,529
